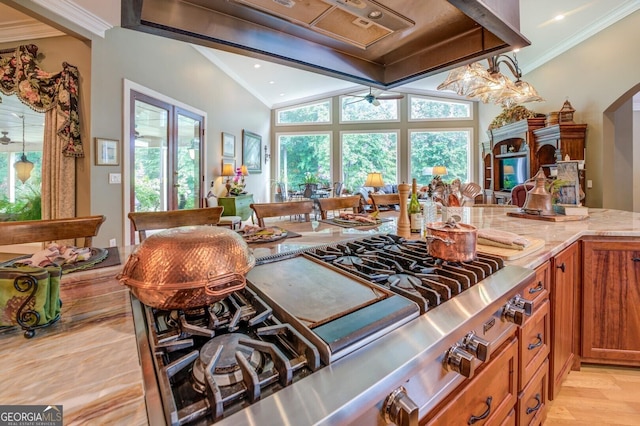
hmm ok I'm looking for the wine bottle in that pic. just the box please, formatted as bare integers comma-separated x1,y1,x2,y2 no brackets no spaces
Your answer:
409,178,422,234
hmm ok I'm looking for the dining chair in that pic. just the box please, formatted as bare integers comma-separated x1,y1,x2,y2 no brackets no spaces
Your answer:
0,215,106,248
128,207,224,242
204,195,242,229
369,193,401,212
317,195,361,219
250,200,314,227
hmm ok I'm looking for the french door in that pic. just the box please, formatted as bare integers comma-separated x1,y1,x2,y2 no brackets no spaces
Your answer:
129,90,204,243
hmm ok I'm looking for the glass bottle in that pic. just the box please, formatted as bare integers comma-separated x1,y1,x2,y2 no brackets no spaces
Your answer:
423,186,437,226
409,178,422,234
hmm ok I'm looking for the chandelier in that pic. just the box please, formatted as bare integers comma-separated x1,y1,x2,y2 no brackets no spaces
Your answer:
437,53,543,107
13,114,34,184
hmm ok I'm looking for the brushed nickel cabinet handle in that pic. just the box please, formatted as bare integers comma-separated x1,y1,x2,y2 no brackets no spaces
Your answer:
468,396,492,424
529,281,544,294
528,333,543,350
526,393,542,415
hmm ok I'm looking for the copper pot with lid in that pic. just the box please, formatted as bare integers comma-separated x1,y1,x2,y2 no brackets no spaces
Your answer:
117,225,255,310
425,219,477,262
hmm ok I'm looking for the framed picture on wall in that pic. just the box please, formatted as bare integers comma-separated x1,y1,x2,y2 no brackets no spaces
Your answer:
95,137,119,166
242,130,262,173
222,132,235,158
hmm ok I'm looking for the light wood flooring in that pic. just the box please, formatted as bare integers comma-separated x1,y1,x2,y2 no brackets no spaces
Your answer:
546,365,640,425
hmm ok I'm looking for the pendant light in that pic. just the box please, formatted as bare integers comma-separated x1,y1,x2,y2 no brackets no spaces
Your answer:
13,114,33,184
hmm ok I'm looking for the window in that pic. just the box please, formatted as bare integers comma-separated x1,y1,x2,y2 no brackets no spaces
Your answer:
340,92,400,123
0,96,43,221
276,132,331,194
341,131,398,192
276,99,332,125
409,95,472,121
409,129,472,186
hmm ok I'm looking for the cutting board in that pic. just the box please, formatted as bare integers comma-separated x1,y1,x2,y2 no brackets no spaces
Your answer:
477,237,546,260
506,211,588,222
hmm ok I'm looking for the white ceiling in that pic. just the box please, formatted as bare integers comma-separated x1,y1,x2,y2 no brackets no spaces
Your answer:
1,0,639,146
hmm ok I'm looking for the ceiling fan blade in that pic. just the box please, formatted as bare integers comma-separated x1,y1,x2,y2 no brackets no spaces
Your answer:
372,99,381,107
344,98,365,106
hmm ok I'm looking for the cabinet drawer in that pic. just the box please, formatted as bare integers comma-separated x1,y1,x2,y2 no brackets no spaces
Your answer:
519,299,550,391
500,408,516,426
517,359,548,426
521,262,549,309
425,336,518,426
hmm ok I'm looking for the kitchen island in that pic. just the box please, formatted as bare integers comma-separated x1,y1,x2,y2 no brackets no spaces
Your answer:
1,207,639,425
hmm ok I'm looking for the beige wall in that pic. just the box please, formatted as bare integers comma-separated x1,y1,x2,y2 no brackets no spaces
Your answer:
89,27,270,246
479,9,640,210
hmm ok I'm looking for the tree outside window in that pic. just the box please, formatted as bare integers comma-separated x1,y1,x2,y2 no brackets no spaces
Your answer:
341,131,398,192
276,133,331,194
410,130,471,186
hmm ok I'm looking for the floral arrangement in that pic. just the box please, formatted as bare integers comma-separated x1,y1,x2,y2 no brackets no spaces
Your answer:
230,167,246,195
488,105,544,130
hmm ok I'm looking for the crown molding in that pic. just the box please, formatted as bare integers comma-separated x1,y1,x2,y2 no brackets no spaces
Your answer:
0,19,64,43
522,1,640,74
30,0,112,38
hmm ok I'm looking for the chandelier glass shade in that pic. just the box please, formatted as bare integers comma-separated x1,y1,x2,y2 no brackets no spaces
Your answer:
13,114,33,184
437,54,543,107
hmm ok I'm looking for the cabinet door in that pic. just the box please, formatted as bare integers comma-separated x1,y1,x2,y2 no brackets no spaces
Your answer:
549,242,580,400
582,240,640,365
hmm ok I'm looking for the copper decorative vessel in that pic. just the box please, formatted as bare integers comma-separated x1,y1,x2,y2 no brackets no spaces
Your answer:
118,225,255,309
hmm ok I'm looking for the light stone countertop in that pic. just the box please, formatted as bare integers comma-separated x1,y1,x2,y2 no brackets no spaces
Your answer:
1,207,638,425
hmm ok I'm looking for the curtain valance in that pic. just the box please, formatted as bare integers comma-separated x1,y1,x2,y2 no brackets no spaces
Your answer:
0,44,82,157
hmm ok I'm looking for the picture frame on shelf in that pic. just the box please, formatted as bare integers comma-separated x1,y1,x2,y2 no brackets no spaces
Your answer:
95,137,119,166
242,130,262,173
555,160,581,206
222,132,235,158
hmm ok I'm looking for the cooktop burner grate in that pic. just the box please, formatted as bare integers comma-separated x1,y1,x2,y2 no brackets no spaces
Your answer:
144,287,321,425
305,234,504,314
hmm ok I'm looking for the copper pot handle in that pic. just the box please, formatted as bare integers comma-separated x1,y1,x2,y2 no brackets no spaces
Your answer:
204,271,247,297
424,235,455,246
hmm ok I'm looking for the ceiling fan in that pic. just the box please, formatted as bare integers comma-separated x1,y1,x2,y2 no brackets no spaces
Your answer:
345,87,405,106
0,131,16,145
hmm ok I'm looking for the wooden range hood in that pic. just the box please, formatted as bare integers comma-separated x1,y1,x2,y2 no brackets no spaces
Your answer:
121,0,529,89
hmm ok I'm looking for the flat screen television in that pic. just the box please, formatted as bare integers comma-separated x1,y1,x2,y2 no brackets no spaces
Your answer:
498,156,528,191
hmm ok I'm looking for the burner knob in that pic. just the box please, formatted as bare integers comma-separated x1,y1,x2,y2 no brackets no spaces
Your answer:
462,331,491,362
502,302,527,326
511,294,533,316
383,386,418,426
444,343,475,378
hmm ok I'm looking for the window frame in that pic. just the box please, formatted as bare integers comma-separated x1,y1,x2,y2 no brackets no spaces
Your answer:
275,98,333,126
408,94,473,122
338,94,401,124
407,127,474,185
275,130,333,190
340,129,400,187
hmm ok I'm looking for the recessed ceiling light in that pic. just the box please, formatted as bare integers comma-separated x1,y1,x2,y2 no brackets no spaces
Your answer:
269,81,275,84
368,10,382,20
254,64,261,69
279,93,285,97
554,14,565,21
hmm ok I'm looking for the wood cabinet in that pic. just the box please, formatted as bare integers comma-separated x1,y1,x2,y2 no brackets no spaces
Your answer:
516,261,550,425
483,120,587,205
582,239,640,365
424,335,519,426
532,124,587,202
217,194,254,221
549,242,581,400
